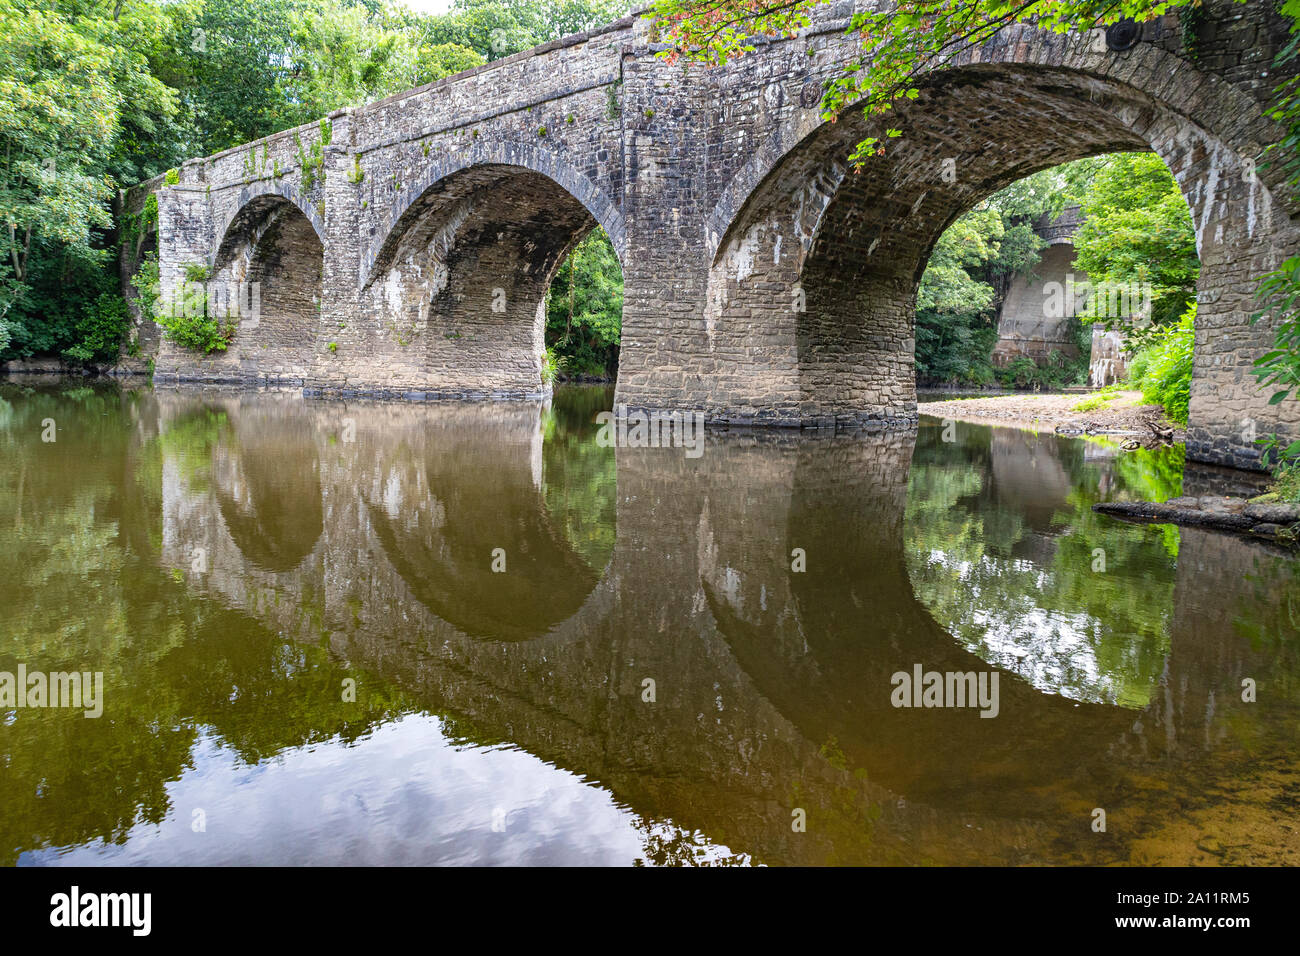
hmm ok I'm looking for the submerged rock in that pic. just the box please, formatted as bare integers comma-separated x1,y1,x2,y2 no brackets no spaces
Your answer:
1093,497,1298,546
1243,501,1300,523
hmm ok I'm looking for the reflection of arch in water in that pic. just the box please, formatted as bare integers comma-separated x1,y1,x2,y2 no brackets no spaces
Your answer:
905,421,1178,708
365,414,614,642
213,412,323,574
697,432,1140,814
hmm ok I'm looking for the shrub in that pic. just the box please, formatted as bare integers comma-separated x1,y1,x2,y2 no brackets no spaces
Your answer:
1129,303,1194,423
152,262,236,353
157,309,236,354
541,346,559,385
131,254,161,325
995,350,1086,390
64,293,131,364
1272,461,1300,502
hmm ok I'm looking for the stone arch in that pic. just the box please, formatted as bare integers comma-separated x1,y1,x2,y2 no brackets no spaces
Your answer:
211,180,325,272
361,141,627,288
700,30,1300,463
357,144,626,399
209,188,325,385
707,32,1289,264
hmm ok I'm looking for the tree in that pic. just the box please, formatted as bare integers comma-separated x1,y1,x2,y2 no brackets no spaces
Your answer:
413,0,633,61
1253,0,1300,480
1071,152,1198,335
0,0,175,358
545,228,623,378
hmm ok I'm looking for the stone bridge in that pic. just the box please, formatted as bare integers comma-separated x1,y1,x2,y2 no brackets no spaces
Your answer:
134,0,1300,469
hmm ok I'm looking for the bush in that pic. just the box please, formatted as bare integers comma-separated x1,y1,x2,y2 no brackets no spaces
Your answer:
995,349,1087,390
157,309,236,354
1126,349,1151,386
1129,303,1194,423
63,293,130,364
131,254,161,325
150,262,236,353
1272,462,1300,502
541,346,559,385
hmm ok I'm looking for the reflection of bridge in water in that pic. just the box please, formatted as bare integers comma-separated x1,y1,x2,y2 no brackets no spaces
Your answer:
154,393,1297,865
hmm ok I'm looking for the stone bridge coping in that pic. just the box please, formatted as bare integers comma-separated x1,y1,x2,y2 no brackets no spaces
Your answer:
172,11,643,177
1035,205,1085,244
163,1,870,180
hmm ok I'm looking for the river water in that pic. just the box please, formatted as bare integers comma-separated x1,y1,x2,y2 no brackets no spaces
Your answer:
1,381,1296,865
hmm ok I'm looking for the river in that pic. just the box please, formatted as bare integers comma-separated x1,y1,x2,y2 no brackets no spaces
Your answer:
1,381,1296,865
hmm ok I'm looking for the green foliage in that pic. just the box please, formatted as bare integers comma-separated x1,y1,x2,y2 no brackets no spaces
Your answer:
996,350,1084,391
916,208,1008,384
1262,0,1300,198
1128,303,1195,424
915,149,1190,389
545,228,623,378
1071,152,1199,335
63,293,131,364
157,309,235,354
294,126,327,193
2,240,117,361
155,263,235,354
1269,460,1300,502
130,253,161,326
411,0,632,62
0,0,176,333
1246,1,1300,488
914,179,1057,386
1252,254,1300,407
1071,383,1124,413
346,154,365,184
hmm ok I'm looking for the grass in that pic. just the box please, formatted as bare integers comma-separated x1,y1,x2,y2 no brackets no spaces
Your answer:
1268,463,1300,503
1070,384,1125,413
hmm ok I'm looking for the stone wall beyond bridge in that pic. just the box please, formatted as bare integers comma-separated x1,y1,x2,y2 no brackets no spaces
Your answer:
132,0,1300,469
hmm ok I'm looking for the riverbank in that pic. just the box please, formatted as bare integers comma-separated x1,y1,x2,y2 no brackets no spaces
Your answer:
1,357,151,378
921,390,1185,443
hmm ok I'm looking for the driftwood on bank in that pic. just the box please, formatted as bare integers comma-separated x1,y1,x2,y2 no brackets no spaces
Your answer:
1055,413,1177,447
